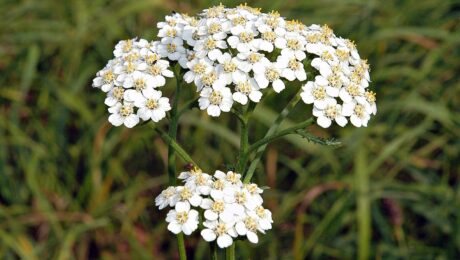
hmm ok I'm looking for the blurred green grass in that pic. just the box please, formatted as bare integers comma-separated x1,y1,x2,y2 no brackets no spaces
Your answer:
1,0,460,259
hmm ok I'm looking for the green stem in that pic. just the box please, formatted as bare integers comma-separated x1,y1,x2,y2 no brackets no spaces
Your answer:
168,65,187,260
243,90,303,183
236,115,249,173
226,243,235,260
177,233,187,260
210,242,218,260
246,118,314,154
155,128,197,166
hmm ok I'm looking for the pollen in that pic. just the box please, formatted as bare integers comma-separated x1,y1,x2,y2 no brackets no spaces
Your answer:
134,78,146,91
120,104,134,117
213,179,225,190
328,73,342,88
122,40,133,53
265,68,280,82
312,86,326,100
146,99,159,109
211,200,225,213
113,87,125,101
126,62,136,73
235,191,247,204
226,172,240,184
244,217,258,232
262,31,276,42
201,72,217,86
204,38,217,50
167,43,177,53
288,59,301,71
255,206,266,218
321,51,334,61
102,70,115,84
354,104,366,118
179,187,192,200
166,28,177,38
192,63,207,75
336,49,350,61
223,61,237,73
365,91,376,103
325,105,339,119
248,53,262,64
306,33,320,43
208,23,222,34
239,32,254,43
215,223,227,236
209,90,223,105
245,184,259,194
346,84,361,97
146,53,160,65
176,211,189,224
148,64,162,76
236,81,252,94
232,16,247,26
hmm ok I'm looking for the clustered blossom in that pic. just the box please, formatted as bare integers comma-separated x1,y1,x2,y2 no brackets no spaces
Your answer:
92,38,173,128
93,4,376,128
155,167,273,248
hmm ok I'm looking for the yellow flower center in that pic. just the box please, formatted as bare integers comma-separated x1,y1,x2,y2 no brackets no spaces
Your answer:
336,49,350,61
208,23,222,34
209,90,223,105
176,211,188,224
211,201,225,213
248,53,262,64
321,51,334,62
306,33,320,43
265,68,280,82
245,184,259,194
213,179,225,190
239,32,254,43
262,31,276,42
223,61,237,73
146,54,160,65
202,72,217,86
236,81,252,94
163,187,175,198
179,187,192,200
215,223,227,236
120,104,134,117
287,39,301,50
346,84,361,97
146,99,158,109
195,174,207,186
103,70,115,84
167,43,177,53
312,86,326,100
126,62,136,73
327,73,342,88
354,104,366,118
325,105,339,119
288,59,301,71
125,53,139,62
113,87,125,101
255,206,266,218
122,40,133,53
232,17,246,26
204,38,217,50
235,191,246,204
148,64,162,76
244,217,258,232
365,91,376,103
192,63,206,75
134,78,146,91
226,172,240,184
166,28,177,38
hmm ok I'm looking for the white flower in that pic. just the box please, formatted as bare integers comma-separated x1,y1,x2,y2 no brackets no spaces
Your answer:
184,172,213,196
108,102,140,128
104,86,125,107
216,53,246,85
178,167,205,181
155,38,186,61
275,36,306,60
200,198,239,222
198,86,233,117
214,170,242,187
312,99,347,128
175,185,203,207
166,202,199,235
155,186,177,209
232,78,262,105
201,220,238,248
145,60,174,87
114,39,135,58
300,81,335,110
339,82,365,103
183,58,213,87
113,60,148,83
253,61,285,93
123,71,156,103
135,89,171,122
276,55,307,81
235,216,260,243
252,205,273,231
244,183,264,206
236,52,269,73
227,27,258,53
194,36,228,61
93,67,119,92
342,101,371,127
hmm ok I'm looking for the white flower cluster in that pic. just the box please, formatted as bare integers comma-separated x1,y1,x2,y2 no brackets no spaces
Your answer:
92,38,173,128
93,4,376,128
155,167,273,248
151,4,376,126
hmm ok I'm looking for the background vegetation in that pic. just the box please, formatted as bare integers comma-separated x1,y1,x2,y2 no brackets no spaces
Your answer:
1,0,459,259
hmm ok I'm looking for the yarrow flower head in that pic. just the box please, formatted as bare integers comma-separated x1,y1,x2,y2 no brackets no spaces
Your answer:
93,4,376,129
155,168,273,248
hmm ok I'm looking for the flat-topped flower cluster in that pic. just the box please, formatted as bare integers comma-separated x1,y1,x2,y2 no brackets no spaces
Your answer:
92,4,376,129
155,168,273,248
